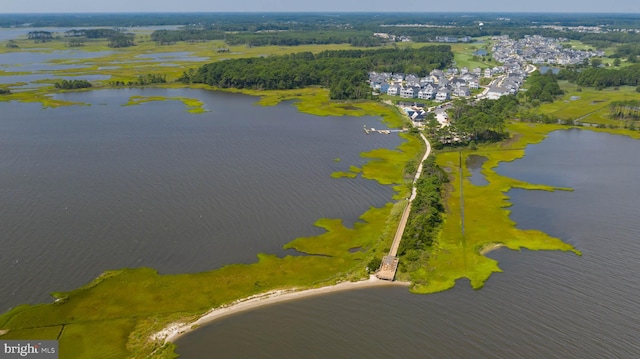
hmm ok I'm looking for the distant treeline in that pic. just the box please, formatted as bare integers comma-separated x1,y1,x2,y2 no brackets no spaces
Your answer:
65,28,119,38
152,26,640,50
3,13,640,29
181,45,453,100
150,29,225,44
224,31,382,47
558,64,640,89
150,28,382,47
54,79,92,89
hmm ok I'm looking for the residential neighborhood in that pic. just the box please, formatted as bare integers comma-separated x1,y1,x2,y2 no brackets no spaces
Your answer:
368,35,603,129
369,35,602,120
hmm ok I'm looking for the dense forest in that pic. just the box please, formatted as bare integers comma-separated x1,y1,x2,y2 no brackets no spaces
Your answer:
523,71,564,102
181,45,453,99
558,64,640,89
54,79,92,89
448,96,516,143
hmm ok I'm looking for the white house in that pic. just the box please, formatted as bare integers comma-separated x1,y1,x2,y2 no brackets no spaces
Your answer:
418,88,436,100
486,86,509,100
387,85,400,96
435,88,451,102
400,86,419,98
453,86,471,97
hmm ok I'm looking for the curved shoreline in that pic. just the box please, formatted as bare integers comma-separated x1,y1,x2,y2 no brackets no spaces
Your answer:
156,276,408,343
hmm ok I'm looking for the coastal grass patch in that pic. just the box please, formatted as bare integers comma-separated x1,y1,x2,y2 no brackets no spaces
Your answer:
60,319,136,359
124,95,207,113
409,122,581,294
284,204,396,258
360,133,423,188
0,326,62,340
331,171,358,179
0,91,86,108
331,165,362,179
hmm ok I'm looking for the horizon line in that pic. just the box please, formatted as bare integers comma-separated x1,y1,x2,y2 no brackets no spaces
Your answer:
2,11,640,15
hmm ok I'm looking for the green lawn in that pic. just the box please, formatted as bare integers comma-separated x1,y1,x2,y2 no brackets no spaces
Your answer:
537,83,640,127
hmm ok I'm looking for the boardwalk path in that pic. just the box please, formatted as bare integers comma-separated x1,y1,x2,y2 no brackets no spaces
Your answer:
377,129,431,280
390,132,431,256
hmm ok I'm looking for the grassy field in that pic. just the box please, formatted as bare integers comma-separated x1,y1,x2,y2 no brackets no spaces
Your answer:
399,41,495,70
536,82,640,127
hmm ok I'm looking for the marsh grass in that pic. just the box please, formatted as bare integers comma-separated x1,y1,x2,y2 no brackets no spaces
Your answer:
409,122,581,294
124,95,207,113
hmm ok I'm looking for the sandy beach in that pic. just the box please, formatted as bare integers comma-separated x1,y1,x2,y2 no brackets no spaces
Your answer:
153,275,408,343
480,243,505,255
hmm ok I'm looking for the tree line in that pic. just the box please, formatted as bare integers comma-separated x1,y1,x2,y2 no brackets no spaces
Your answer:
180,46,453,100
150,28,383,47
54,79,92,89
558,64,640,89
109,73,167,87
610,100,640,120
398,156,448,271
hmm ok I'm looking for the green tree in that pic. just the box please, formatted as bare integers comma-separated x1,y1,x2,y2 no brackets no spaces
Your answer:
613,58,621,67
591,58,603,68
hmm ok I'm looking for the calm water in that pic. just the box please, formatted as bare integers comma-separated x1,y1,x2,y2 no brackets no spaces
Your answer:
466,154,488,186
0,88,402,311
177,129,640,358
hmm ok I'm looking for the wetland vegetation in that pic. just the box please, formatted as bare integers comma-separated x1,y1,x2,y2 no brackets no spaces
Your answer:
2,12,640,358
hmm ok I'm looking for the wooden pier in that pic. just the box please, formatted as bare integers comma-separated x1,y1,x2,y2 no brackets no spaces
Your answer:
376,255,399,281
375,133,432,282
363,126,408,135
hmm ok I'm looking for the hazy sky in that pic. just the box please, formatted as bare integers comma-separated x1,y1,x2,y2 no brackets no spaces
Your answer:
2,0,640,13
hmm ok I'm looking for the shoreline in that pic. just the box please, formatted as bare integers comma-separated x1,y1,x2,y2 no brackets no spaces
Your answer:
155,275,408,344
480,243,505,255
